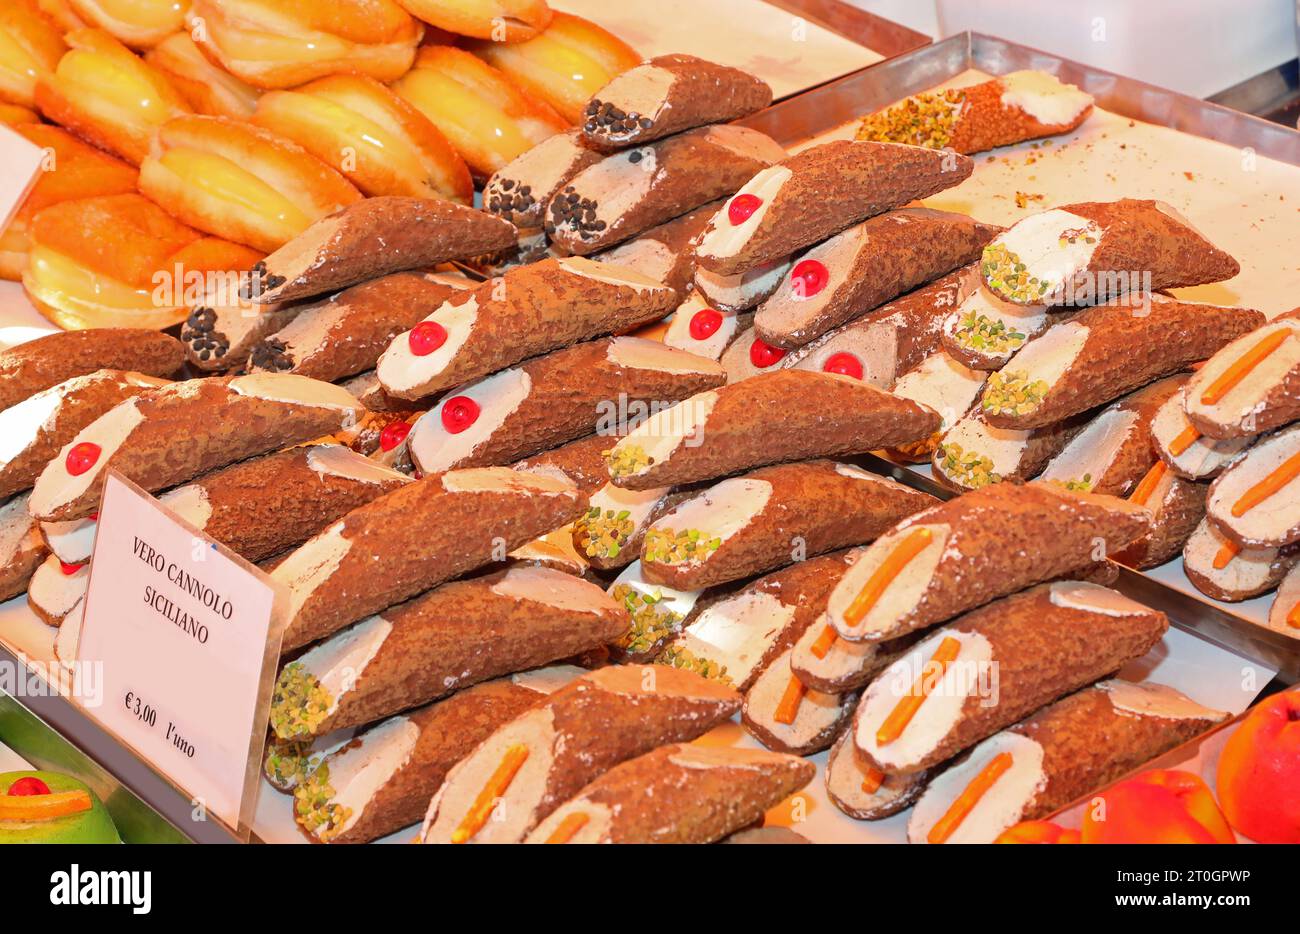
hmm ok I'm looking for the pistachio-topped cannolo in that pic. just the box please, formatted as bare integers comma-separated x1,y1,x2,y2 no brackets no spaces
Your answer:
932,410,1084,492
1181,314,1300,440
941,282,1054,371
0,328,182,411
605,560,705,663
1205,423,1300,548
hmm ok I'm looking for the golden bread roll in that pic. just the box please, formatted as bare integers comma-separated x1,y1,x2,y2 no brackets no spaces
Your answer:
0,3,66,108
144,31,260,118
66,0,190,48
396,0,551,42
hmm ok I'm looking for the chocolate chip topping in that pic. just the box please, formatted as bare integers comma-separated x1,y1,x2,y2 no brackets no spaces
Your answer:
182,305,230,362
248,338,295,373
547,184,607,240
584,98,656,138
485,177,538,219
241,261,286,301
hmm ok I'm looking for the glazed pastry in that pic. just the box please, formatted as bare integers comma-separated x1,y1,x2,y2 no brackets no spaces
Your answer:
753,208,1000,348
396,0,551,42
35,29,190,164
0,493,46,603
605,370,941,491
596,201,719,297
0,326,181,412
741,647,856,755
181,287,302,372
392,45,566,178
694,140,975,277
0,370,168,499
980,295,1264,430
293,678,543,844
0,102,37,123
856,70,1093,154
27,374,363,521
1268,563,1300,633
1151,385,1254,479
465,11,641,124
853,582,1168,774
1205,422,1300,548
825,730,930,821
605,560,706,662
932,411,1084,492
1183,517,1297,603
65,0,188,48
138,115,363,253
663,293,751,362
252,74,473,203
526,744,811,844
406,337,725,474
641,460,935,591
274,467,586,650
1111,461,1207,569
271,564,626,738
376,258,676,400
546,125,785,255
886,352,986,463
189,0,422,89
0,3,65,108
483,129,601,229
907,680,1224,844
694,255,791,314
26,552,87,627
941,281,1054,371
826,482,1150,643
34,0,86,31
581,54,771,151
1180,314,1300,440
143,31,260,118
416,665,740,844
980,199,1239,306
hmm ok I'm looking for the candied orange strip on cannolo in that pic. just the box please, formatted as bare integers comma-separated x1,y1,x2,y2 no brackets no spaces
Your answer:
876,635,960,746
1212,540,1241,571
1169,425,1202,457
452,744,530,844
544,812,590,844
844,528,934,627
926,752,1013,844
1200,329,1291,405
772,676,807,725
1128,460,1168,507
809,624,839,659
861,766,885,795
1232,451,1300,517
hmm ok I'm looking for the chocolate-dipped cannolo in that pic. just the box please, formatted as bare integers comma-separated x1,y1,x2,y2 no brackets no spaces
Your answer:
856,70,1093,154
546,124,786,255
246,271,468,382
406,337,725,474
932,411,1084,492
0,371,169,499
941,282,1054,370
642,461,934,591
597,201,719,297
581,54,772,151
1269,563,1300,633
27,374,365,522
0,493,47,603
979,295,1264,430
825,729,930,821
484,130,602,229
376,258,678,401
827,482,1150,643
720,327,789,384
1111,461,1207,569
608,370,939,490
417,665,741,844
182,289,302,372
980,199,1239,306
1205,423,1300,548
752,208,999,348
526,743,810,844
694,256,791,314
1151,384,1254,479
248,196,517,304
294,679,545,843
0,328,182,411
907,680,1225,844
1181,315,1300,440
743,646,858,755
275,467,587,650
885,353,987,463
663,293,751,362
606,560,705,662
694,140,975,278
1183,517,1297,603
26,554,88,628
853,582,1168,775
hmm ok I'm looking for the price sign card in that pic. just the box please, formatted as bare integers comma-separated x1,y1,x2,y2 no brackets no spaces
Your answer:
75,471,288,837
0,123,47,231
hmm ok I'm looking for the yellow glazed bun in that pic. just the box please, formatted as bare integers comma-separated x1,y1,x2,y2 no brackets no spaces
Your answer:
66,0,191,49
144,31,260,118
395,0,551,42
0,3,67,108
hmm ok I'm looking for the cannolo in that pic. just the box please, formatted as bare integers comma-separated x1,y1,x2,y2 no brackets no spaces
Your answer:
640,460,935,591
39,516,96,566
885,353,987,463
694,140,975,278
907,680,1225,844
1180,315,1300,440
722,827,812,844
826,481,1150,643
406,337,725,474
246,198,513,305
980,199,1240,306
941,283,1054,370
0,3,64,109
720,326,788,384
1151,385,1254,479
526,744,811,844
513,434,614,496
26,553,87,627
1205,423,1300,548
1268,563,1300,633
1110,462,1207,570
336,371,426,418
597,201,719,297
143,32,261,119
275,468,587,651
292,679,544,844
0,371,169,499
264,732,353,794
694,255,791,313
605,369,941,491
790,611,923,695
246,272,465,382
573,484,679,572
742,647,856,755
181,287,302,373
581,54,772,151
663,293,751,362
416,664,741,844
979,295,1264,430
0,320,179,413
932,411,1084,492
856,70,1093,154
753,209,999,348
0,493,46,603
398,0,551,42
376,258,677,400
484,130,603,230
853,582,1168,774
27,374,364,522
466,226,558,278
605,560,705,662
825,729,930,821
1183,517,1297,603
545,125,786,255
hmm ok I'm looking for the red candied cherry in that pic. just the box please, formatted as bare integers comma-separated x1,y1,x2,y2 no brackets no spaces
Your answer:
823,352,864,380
749,338,787,369
688,308,724,341
727,193,762,225
408,321,448,356
379,421,412,452
7,776,51,796
89,513,98,522
441,396,480,434
59,561,85,576
790,259,829,299
65,442,101,476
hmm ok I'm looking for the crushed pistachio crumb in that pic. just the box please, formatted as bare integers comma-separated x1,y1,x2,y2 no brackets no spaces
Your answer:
574,505,635,559
656,644,733,686
270,662,333,741
982,370,1049,417
936,441,1002,488
264,739,321,788
894,431,943,460
981,242,1052,303
1048,474,1094,493
612,583,684,655
856,89,965,149
643,527,722,565
952,311,1027,354
604,444,652,478
293,763,352,841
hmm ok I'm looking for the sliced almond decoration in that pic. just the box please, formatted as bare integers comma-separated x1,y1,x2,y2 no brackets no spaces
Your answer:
1200,329,1292,405
926,751,1014,844
544,812,590,844
1168,425,1202,457
876,635,961,746
844,528,934,627
1212,539,1241,570
1128,460,1167,507
1232,451,1300,517
773,675,807,725
451,744,530,844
